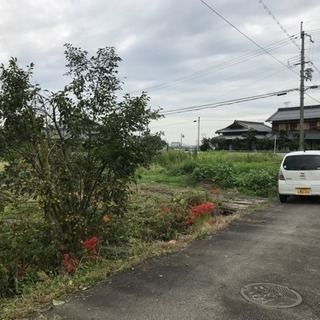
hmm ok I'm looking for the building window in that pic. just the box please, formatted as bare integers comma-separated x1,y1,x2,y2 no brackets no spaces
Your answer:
278,123,291,131
309,121,318,130
290,123,298,131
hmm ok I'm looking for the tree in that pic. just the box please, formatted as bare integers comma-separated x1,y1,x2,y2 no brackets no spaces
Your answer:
242,129,258,151
232,138,245,151
0,44,163,245
277,130,290,151
255,137,274,151
289,132,300,151
200,138,211,151
200,137,228,151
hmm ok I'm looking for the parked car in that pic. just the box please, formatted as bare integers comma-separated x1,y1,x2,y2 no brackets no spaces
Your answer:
278,150,320,203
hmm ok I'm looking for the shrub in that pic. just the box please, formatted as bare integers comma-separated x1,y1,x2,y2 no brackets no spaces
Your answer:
124,202,186,242
0,219,62,297
0,45,163,248
235,168,278,197
123,190,210,242
166,161,197,177
180,159,198,174
192,163,235,188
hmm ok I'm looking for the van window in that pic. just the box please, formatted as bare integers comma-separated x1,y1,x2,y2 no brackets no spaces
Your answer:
283,155,320,171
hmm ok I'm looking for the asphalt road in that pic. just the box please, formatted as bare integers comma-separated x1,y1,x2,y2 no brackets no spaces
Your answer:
37,196,320,320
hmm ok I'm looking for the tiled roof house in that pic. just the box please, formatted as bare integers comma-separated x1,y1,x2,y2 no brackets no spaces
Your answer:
215,120,272,150
266,105,320,149
215,120,272,140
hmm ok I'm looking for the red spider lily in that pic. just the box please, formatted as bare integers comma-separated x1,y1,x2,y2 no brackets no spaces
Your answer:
82,236,99,255
191,202,214,214
186,202,214,225
62,253,79,273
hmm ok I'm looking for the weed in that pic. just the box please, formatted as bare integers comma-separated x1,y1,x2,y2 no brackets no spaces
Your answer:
0,151,281,319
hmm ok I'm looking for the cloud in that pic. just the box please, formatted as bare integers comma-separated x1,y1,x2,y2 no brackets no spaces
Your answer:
0,0,319,144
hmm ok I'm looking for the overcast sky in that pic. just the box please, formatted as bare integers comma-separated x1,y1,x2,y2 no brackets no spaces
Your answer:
1,0,320,145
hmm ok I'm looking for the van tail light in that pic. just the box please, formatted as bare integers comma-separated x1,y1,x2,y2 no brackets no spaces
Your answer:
279,170,285,181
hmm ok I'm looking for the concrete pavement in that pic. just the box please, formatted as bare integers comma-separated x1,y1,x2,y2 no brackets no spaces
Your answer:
36,196,320,320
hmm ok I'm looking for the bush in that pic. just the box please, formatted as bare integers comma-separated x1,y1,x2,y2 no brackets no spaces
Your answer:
125,201,186,242
124,190,210,242
233,161,279,175
167,159,197,176
235,168,278,197
192,163,235,188
0,219,62,297
0,46,163,249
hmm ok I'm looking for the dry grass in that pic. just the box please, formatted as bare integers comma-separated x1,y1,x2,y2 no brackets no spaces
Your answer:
0,162,6,172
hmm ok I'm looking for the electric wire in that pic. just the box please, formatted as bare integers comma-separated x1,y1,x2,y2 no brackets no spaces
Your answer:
130,2,320,120
200,0,320,105
200,0,300,77
305,92,320,103
258,0,300,51
191,65,288,108
258,0,320,76
162,88,301,116
258,1,320,74
150,117,267,130
129,37,294,94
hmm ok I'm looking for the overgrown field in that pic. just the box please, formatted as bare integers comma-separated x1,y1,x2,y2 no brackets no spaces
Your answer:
137,150,282,197
0,151,282,319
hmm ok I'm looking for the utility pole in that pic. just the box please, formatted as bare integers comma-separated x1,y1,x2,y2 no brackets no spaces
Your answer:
299,21,305,151
299,22,315,150
193,117,200,152
197,117,200,152
180,133,184,149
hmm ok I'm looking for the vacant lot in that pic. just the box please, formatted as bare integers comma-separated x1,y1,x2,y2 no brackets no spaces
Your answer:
0,151,281,319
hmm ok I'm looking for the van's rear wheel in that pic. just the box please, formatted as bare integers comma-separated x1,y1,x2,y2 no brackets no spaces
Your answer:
279,194,288,203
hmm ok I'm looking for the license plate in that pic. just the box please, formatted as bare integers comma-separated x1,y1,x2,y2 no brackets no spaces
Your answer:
296,188,310,195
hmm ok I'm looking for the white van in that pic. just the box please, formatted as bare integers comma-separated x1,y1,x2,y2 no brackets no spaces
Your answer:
278,150,320,203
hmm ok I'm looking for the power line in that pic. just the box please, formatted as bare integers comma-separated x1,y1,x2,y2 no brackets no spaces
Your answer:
258,0,300,51
200,0,299,77
258,0,320,76
305,92,320,103
162,88,298,115
200,0,320,104
307,29,320,34
129,37,293,94
162,86,319,116
190,65,288,108
151,117,267,129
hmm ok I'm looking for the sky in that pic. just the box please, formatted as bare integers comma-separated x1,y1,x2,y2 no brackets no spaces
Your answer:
0,0,320,145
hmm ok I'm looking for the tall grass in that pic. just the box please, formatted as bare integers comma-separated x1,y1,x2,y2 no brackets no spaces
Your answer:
139,150,283,196
153,149,195,167
197,151,280,164
150,150,281,174
152,150,281,166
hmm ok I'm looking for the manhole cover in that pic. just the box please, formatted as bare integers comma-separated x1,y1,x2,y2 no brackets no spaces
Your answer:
240,283,302,309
